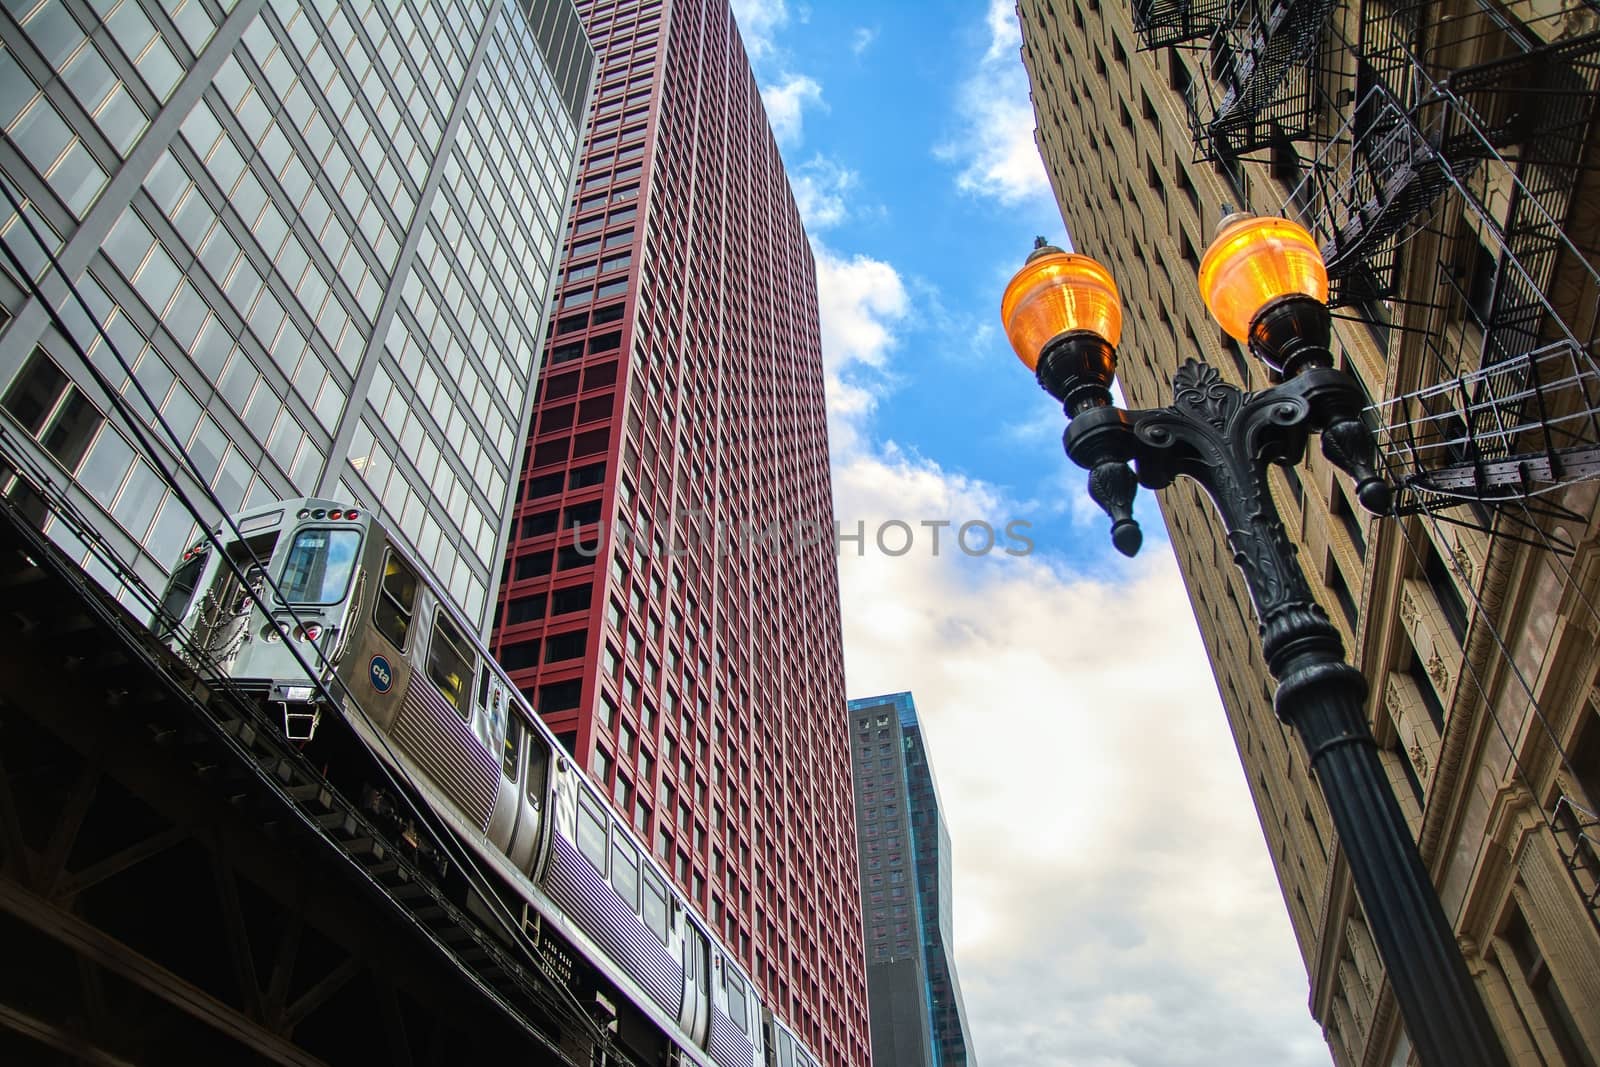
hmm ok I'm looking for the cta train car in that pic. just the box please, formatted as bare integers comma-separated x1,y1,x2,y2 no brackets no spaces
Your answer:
158,498,824,1067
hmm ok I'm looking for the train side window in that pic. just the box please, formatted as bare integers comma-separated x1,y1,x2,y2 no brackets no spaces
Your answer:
426,610,476,718
611,836,639,911
504,714,524,781
373,551,418,650
641,868,669,944
576,789,609,872
726,971,749,1032
779,1031,794,1067
524,731,549,805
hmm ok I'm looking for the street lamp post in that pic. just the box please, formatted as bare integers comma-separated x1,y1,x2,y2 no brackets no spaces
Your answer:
1002,216,1508,1067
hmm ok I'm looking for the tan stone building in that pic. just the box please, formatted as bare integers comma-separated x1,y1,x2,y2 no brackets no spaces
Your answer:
1014,1,1600,1063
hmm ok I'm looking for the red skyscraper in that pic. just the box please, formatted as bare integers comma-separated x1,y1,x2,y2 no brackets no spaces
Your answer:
489,1,870,1062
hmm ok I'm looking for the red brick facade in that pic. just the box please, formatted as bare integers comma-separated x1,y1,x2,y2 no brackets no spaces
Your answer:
489,2,869,1062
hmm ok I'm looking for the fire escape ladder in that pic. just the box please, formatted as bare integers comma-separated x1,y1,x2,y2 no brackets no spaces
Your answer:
1184,0,1338,161
1131,0,1237,51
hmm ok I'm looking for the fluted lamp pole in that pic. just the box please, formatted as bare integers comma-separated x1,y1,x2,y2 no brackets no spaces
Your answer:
1002,216,1508,1067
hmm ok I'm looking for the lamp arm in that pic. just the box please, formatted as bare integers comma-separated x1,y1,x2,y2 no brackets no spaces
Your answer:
1061,406,1145,557
1273,367,1392,514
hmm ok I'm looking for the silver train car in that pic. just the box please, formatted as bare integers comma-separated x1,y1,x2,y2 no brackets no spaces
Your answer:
159,497,824,1067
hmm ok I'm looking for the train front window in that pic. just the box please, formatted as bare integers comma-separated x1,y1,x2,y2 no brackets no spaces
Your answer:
279,528,360,604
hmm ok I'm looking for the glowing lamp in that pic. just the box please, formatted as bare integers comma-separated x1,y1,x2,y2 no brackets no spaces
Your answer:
1199,214,1329,344
1001,243,1123,369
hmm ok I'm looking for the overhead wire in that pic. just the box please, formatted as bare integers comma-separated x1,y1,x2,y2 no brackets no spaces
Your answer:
0,177,636,1064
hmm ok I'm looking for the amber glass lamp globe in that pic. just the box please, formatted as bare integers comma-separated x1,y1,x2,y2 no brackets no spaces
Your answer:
1001,247,1123,370
1198,214,1329,342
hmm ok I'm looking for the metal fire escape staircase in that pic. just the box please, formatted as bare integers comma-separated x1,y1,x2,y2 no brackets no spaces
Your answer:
1131,0,1237,50
1286,18,1600,538
1184,0,1339,160
1169,0,1600,933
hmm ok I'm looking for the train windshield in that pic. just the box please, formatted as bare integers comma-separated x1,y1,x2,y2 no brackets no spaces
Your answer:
279,528,361,604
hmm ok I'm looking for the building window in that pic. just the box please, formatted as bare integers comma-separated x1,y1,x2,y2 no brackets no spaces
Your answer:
3,347,102,472
1499,905,1594,1067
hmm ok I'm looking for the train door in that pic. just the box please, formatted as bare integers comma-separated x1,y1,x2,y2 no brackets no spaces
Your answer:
486,692,521,853
512,729,550,875
190,526,278,671
492,712,549,873
684,918,711,1046
343,547,417,731
482,666,516,849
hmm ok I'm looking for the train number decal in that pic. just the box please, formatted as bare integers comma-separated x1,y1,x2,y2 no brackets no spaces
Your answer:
370,654,393,693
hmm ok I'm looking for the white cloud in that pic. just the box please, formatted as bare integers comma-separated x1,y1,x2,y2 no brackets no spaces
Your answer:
850,26,877,56
936,0,1052,206
811,242,909,454
814,245,908,376
792,155,858,230
761,73,824,148
828,444,1330,1067
771,6,1324,1057
730,0,788,60
804,220,1327,1065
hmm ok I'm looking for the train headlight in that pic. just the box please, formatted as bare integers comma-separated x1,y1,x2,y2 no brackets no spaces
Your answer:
297,508,311,519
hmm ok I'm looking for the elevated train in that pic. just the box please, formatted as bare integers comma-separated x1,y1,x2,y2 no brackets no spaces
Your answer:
158,497,824,1067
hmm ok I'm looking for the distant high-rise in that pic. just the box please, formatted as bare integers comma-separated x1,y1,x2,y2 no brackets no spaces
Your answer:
486,1,870,1062
847,692,975,1067
0,0,593,631
1016,1,1600,1063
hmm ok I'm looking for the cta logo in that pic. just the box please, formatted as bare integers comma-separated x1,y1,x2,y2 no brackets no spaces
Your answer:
370,654,393,693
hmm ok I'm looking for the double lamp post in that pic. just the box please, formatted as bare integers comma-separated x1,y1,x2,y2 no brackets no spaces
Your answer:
1001,215,1507,1066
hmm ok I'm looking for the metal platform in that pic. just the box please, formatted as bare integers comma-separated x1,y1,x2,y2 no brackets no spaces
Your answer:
0,486,607,1064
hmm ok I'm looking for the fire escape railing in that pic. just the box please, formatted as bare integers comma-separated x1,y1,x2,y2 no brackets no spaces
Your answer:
1131,0,1238,51
1553,796,1600,920
1267,5,1600,521
1183,0,1338,161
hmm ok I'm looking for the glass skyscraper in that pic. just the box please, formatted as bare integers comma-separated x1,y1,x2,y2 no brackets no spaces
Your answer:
0,0,593,632
848,691,975,1067
487,1,870,1061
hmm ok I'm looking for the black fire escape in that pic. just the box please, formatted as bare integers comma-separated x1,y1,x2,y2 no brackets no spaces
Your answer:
1298,11,1600,527
1180,0,1340,161
1144,0,1600,923
1131,0,1237,51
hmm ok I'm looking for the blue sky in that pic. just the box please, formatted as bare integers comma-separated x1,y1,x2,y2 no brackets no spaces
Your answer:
730,2,1334,1064
746,0,1157,568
